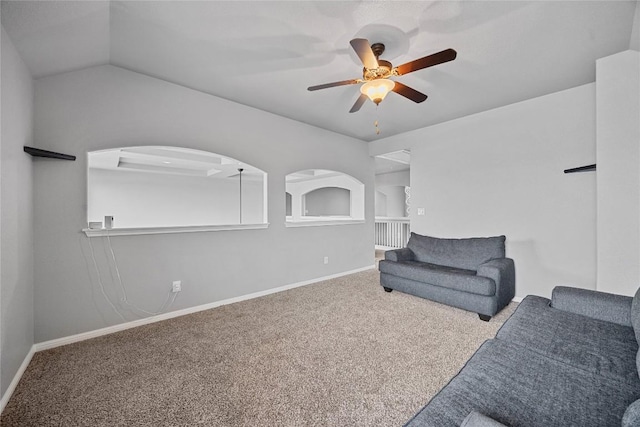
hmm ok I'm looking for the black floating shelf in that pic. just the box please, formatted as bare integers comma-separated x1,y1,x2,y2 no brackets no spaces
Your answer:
24,146,75,161
564,164,596,174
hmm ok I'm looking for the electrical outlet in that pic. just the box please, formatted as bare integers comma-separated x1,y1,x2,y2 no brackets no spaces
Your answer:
323,256,329,265
417,208,426,216
172,280,182,293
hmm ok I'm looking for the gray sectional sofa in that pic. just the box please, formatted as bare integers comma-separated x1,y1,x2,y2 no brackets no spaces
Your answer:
405,286,640,427
379,233,515,320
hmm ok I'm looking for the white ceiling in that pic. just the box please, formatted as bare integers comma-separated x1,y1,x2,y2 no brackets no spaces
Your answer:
2,1,638,142
375,150,411,175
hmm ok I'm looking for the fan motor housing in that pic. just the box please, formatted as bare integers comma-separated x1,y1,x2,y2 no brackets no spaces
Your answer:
363,59,393,81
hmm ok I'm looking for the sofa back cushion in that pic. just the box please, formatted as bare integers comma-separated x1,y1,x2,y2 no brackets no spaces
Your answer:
406,233,506,271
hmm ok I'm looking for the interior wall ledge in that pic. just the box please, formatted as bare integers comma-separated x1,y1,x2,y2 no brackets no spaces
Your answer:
285,219,365,228
83,223,269,237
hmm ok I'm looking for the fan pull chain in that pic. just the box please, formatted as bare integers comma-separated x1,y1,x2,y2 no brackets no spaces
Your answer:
374,105,381,135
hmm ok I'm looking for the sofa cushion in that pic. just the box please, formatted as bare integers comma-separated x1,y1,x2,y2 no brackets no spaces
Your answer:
496,295,638,385
460,411,507,427
384,247,414,262
551,286,633,326
404,339,640,427
378,260,496,296
406,233,505,271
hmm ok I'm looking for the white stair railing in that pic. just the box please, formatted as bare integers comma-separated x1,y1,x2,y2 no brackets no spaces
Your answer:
375,217,410,249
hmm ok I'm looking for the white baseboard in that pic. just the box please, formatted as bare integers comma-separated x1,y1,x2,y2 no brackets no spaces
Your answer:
511,296,523,303
34,264,376,353
0,345,35,414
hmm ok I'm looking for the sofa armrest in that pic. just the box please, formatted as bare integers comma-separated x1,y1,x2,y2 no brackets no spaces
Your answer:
476,258,516,308
551,286,632,327
460,411,508,427
385,248,415,262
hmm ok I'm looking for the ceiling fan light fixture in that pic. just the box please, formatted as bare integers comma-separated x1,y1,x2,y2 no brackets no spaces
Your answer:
360,79,395,105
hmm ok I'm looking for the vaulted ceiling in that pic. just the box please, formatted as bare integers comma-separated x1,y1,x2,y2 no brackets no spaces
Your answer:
2,1,638,142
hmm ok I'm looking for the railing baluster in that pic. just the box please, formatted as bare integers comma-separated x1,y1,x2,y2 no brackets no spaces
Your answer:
374,217,410,249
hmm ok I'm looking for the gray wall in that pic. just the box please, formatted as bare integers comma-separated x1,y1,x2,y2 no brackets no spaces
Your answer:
33,65,374,342
370,83,597,299
630,1,639,51
596,50,640,296
304,187,350,216
1,27,35,397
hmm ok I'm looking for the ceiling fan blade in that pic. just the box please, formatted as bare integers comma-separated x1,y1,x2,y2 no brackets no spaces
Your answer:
392,81,428,103
394,48,457,76
350,38,379,69
349,94,368,113
307,79,360,91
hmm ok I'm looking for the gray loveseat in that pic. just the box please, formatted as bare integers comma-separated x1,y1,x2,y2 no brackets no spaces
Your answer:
379,233,515,320
405,286,640,427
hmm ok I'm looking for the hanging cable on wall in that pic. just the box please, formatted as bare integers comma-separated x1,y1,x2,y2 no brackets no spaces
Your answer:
105,231,177,317
86,231,179,319
87,236,126,321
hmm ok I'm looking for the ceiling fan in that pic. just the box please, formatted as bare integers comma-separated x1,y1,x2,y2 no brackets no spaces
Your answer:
308,38,457,113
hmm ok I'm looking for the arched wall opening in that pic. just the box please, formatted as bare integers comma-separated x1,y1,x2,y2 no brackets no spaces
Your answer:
285,169,364,223
87,146,267,229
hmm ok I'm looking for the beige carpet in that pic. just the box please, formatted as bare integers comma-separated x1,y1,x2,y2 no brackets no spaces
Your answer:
2,269,516,426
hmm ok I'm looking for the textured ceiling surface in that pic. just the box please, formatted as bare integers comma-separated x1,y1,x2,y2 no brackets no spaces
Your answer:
2,1,638,142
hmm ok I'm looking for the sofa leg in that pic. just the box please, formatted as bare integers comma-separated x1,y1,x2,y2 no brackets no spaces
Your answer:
383,287,393,293
478,314,491,322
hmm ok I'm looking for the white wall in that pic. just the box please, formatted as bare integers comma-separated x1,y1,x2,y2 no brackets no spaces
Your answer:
375,170,410,217
89,168,265,227
375,191,387,216
285,192,292,216
1,27,35,398
33,65,374,342
376,186,407,217
304,187,350,216
371,84,597,299
596,50,640,296
375,170,410,188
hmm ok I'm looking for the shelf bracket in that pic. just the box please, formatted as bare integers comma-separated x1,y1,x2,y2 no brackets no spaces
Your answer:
564,164,595,174
24,146,76,161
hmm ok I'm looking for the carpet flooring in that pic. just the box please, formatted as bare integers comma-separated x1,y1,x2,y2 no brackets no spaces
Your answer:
1,269,516,426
